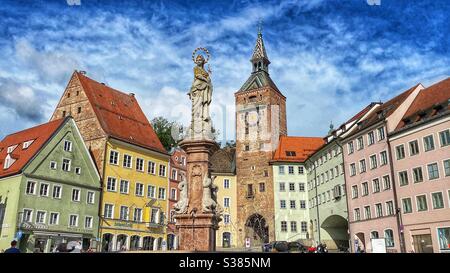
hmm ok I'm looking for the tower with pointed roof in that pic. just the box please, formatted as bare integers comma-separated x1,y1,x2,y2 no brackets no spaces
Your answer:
235,28,287,247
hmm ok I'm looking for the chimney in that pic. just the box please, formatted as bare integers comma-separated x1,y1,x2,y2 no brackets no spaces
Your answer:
79,70,87,75
129,93,135,97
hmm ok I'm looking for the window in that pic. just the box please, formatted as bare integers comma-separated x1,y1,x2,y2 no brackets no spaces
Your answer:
300,200,306,209
224,179,230,189
159,164,166,177
290,221,297,232
107,177,116,191
354,208,361,221
288,166,294,174
245,145,249,151
380,151,388,166
50,161,57,170
362,182,369,196
399,171,409,186
64,140,72,152
386,201,394,215
383,175,391,190
375,203,383,217
289,183,295,192
290,200,296,209
359,159,366,173
384,229,394,247
279,166,285,174
402,198,412,213
299,183,305,192
36,211,46,224
348,142,354,154
416,195,428,211
158,187,166,199
396,145,405,160
427,163,439,180
370,155,378,169
69,215,78,227
432,192,444,209
148,161,156,174
87,191,95,204
437,228,450,251
85,216,93,229
136,158,144,172
120,206,129,220
123,154,132,168
52,185,62,199
224,214,230,224
298,166,304,174
104,204,114,219
23,209,33,222
170,188,177,200
357,137,364,150
377,127,385,141
280,200,286,209
135,183,144,196
224,197,230,208
368,131,375,145
439,130,450,147
109,150,119,165
423,135,435,152
413,167,424,183
120,180,129,194
72,189,80,202
352,185,359,199
373,179,381,193
371,231,379,239
134,208,142,222
281,221,287,232
62,110,66,117
364,206,371,220
301,221,307,232
150,208,159,223
409,140,419,156
259,182,265,192
279,182,285,192
73,167,81,175
350,163,356,176
62,158,71,172
49,213,59,225
77,107,81,114
445,159,450,177
39,183,49,197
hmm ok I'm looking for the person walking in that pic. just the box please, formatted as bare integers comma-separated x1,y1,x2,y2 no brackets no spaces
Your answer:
4,240,21,253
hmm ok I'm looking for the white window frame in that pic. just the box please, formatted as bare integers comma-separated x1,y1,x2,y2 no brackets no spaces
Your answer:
136,158,144,172
415,194,428,212
35,210,47,224
87,191,95,204
50,161,57,170
52,184,62,199
120,179,129,194
84,216,93,229
135,182,144,197
75,167,81,175
68,214,79,227
431,191,445,210
123,154,133,168
63,140,73,152
39,182,50,197
104,203,114,219
22,208,33,223
109,150,119,165
49,212,60,225
62,158,71,172
71,188,81,202
106,177,117,192
423,134,435,152
148,161,156,174
427,162,440,180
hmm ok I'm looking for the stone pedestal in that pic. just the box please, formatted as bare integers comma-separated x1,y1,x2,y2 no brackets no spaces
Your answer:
175,139,220,252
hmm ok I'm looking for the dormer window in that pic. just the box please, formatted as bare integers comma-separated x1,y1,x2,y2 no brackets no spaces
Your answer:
22,140,34,150
286,151,296,157
3,154,14,169
7,145,17,154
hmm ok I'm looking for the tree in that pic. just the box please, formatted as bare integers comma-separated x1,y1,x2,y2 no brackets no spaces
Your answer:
151,116,177,151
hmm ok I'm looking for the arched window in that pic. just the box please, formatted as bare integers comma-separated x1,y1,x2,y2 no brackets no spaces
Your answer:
384,229,394,247
370,231,379,239
222,232,231,248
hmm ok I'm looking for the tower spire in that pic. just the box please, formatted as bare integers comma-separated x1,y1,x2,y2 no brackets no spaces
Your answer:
251,20,270,73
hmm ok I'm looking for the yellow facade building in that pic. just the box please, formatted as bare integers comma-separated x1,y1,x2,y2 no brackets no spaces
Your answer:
210,147,239,249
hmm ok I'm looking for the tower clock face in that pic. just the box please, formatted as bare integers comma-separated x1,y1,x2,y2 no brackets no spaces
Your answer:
246,111,259,127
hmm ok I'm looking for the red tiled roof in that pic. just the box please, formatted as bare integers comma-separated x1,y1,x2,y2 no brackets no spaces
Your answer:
345,102,379,124
271,136,325,163
352,83,421,133
397,77,450,129
75,72,167,154
0,119,65,178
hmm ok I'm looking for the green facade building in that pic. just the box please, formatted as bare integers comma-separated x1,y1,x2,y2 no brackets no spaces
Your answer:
0,117,101,252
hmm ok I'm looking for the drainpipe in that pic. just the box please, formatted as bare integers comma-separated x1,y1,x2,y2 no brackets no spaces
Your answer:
336,140,352,252
312,161,321,245
386,125,406,253
97,137,109,252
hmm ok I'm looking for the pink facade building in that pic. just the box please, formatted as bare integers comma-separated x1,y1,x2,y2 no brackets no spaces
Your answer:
389,77,450,253
342,83,424,253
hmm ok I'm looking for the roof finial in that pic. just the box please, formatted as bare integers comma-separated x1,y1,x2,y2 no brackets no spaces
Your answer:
257,18,263,35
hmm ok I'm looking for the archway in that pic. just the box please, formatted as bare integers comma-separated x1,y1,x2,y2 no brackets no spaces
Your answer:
245,214,269,246
102,233,114,252
155,237,163,250
116,234,128,251
223,232,231,248
129,235,140,251
167,234,176,250
142,236,155,251
321,215,349,249
354,232,366,253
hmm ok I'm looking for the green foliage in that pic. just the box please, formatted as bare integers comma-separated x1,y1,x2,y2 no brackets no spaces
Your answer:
151,116,177,151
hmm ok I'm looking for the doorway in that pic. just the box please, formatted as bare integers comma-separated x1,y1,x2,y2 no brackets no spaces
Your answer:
223,232,231,248
412,234,433,253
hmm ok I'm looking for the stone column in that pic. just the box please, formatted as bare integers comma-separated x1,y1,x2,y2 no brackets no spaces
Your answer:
175,139,220,251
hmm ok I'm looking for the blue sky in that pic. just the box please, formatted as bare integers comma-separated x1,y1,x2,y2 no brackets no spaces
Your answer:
0,0,449,142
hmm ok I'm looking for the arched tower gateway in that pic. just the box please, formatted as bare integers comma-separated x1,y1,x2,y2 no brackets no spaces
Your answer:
235,29,287,247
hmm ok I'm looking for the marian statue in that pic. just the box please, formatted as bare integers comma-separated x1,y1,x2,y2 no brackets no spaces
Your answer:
187,47,213,140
